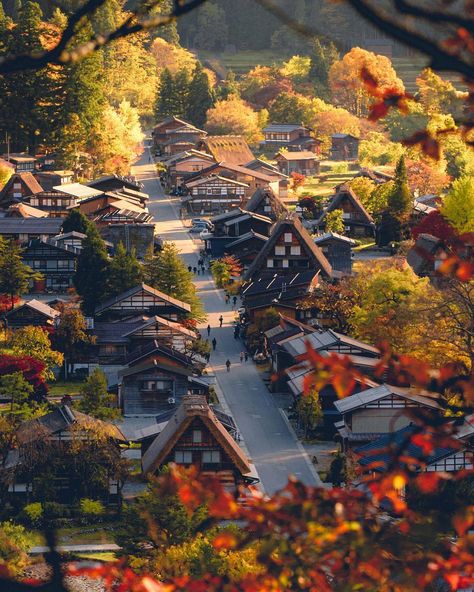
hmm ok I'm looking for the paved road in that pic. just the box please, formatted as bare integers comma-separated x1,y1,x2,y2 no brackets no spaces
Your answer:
30,544,121,555
132,148,322,495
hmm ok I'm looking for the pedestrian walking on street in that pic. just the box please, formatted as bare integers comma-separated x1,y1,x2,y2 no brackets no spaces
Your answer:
207,324,211,336
234,325,240,339
212,337,217,350
240,352,244,363
225,294,230,305
226,359,231,372
197,268,200,275
188,265,192,273
219,315,223,327
193,267,197,274
201,265,205,274
233,296,237,307
244,351,249,362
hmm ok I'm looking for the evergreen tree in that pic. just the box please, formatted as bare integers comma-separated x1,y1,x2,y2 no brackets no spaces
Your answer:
61,209,95,235
143,243,205,321
0,2,60,151
59,20,105,143
173,69,191,118
388,156,412,219
309,39,339,101
0,239,38,309
155,68,176,119
78,368,119,420
107,243,143,298
186,62,214,128
149,0,179,44
74,229,110,315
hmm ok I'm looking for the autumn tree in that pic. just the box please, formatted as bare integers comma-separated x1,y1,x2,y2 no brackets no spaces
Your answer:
296,389,322,438
144,243,205,322
0,163,12,190
78,368,119,420
358,131,405,167
441,176,474,234
406,159,451,196
325,209,345,234
52,304,91,379
411,210,457,241
416,68,463,117
298,280,357,334
206,96,265,144
348,177,376,210
8,326,63,381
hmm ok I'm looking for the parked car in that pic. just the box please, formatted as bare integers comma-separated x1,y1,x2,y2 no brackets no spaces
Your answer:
192,218,213,230
189,224,208,233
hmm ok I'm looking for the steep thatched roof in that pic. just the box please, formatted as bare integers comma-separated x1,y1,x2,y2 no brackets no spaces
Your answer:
197,136,255,166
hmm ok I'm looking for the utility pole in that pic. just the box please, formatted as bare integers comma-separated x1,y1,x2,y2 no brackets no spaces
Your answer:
5,132,10,160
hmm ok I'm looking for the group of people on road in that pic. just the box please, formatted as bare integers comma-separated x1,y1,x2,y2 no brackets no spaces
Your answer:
224,294,239,309
205,320,248,372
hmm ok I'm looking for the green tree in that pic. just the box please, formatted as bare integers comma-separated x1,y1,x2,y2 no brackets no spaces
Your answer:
8,326,63,381
186,62,214,128
0,239,38,309
441,176,474,234
144,243,205,321
309,38,339,101
348,177,376,210
193,2,228,50
107,243,143,299
388,156,412,219
325,209,345,234
173,68,191,118
78,368,119,420
155,67,176,119
117,475,208,556
0,372,46,422
74,229,110,315
61,209,95,235
149,0,179,44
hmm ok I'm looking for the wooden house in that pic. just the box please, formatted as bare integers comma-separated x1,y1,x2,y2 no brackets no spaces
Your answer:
334,384,443,450
316,185,375,238
3,203,48,219
5,299,60,329
183,175,249,215
356,416,474,476
261,124,322,154
22,239,79,293
94,283,191,322
34,170,73,191
330,134,359,161
196,136,255,167
28,188,79,218
245,187,288,221
88,175,144,194
225,232,269,267
104,223,155,259
185,162,280,198
241,270,321,321
275,151,320,176
119,355,194,416
164,150,216,189
152,117,207,155
243,217,332,282
0,173,43,208
6,405,127,503
313,233,356,274
51,231,86,250
0,218,64,242
4,154,36,172
91,315,197,365
142,395,255,489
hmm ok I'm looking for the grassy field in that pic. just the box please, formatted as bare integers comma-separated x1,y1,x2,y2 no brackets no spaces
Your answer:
47,381,83,398
33,523,119,546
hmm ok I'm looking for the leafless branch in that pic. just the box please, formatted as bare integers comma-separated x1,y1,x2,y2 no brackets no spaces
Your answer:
0,0,208,74
393,0,474,34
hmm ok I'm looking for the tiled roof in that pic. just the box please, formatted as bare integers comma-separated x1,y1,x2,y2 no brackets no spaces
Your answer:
0,218,64,234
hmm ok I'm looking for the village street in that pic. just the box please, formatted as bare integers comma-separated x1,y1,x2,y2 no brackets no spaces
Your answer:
132,146,322,495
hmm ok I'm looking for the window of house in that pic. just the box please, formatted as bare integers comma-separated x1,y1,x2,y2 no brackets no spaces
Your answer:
175,450,193,464
57,260,69,268
202,450,221,464
192,430,202,443
13,183,21,190
342,212,351,219
13,192,22,198
284,233,292,242
282,259,289,268
275,246,285,256
267,258,274,268
290,246,301,255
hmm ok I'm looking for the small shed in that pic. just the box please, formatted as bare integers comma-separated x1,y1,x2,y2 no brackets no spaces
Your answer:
330,134,359,161
275,151,320,176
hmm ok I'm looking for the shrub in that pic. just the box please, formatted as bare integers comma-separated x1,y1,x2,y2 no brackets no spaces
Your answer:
80,498,105,518
0,521,31,576
22,502,43,526
331,162,349,174
43,502,68,519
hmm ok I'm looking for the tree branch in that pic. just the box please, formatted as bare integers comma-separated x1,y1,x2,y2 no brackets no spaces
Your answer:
393,0,474,34
0,0,208,74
